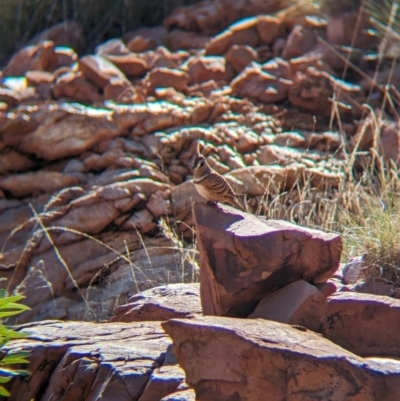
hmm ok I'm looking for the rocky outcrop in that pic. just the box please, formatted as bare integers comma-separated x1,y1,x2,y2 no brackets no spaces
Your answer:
4,320,195,401
193,202,341,316
112,283,201,322
163,316,400,401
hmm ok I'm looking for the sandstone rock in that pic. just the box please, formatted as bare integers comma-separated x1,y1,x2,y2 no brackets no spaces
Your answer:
112,283,201,322
0,150,36,174
5,320,187,401
16,104,122,160
53,71,102,103
163,316,400,401
282,25,318,59
205,17,260,55
103,77,139,103
249,280,325,331
54,47,78,68
0,171,79,197
231,63,292,103
321,292,400,357
147,191,172,217
105,53,149,77
96,39,130,56
127,35,158,53
261,57,292,80
186,56,232,86
225,45,258,73
256,15,284,45
193,202,342,316
122,209,156,233
79,55,128,90
25,70,54,86
145,68,189,93
342,255,365,284
2,41,57,77
274,132,306,147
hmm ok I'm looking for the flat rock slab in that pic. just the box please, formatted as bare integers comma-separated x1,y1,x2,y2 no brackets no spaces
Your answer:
111,283,202,322
321,292,400,357
193,202,342,316
4,320,195,401
163,316,400,401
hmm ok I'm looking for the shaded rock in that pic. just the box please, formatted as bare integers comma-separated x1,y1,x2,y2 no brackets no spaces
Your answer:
231,63,292,103
105,53,149,77
25,70,54,86
2,41,57,77
0,150,36,174
103,77,139,103
16,104,122,160
249,280,324,331
225,45,258,74
53,71,102,103
282,25,318,59
5,320,187,401
165,31,210,52
0,171,79,197
193,202,342,316
321,292,400,357
79,55,128,90
186,56,232,86
122,209,156,233
146,191,172,217
96,39,130,56
54,47,78,68
256,15,285,45
111,283,201,322
145,68,189,93
163,316,400,401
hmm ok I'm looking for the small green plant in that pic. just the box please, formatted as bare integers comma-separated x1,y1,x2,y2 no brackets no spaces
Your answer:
0,290,30,397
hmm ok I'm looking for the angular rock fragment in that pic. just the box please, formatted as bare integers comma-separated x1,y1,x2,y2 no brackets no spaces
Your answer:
249,280,324,331
112,283,201,322
163,317,400,401
5,321,187,401
321,292,400,357
193,202,342,316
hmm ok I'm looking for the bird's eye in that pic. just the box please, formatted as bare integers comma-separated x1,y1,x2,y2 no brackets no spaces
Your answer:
200,160,205,166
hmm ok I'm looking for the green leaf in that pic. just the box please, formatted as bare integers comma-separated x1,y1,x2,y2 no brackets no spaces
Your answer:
0,296,25,308
0,385,10,397
0,376,12,384
1,351,30,365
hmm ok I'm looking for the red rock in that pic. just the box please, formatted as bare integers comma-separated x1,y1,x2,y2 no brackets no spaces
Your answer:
231,63,292,103
163,316,400,401
5,321,187,401
206,17,260,55
145,68,189,93
282,25,318,59
225,45,258,73
111,283,201,322
127,35,158,53
256,15,285,45
2,41,58,77
0,88,21,107
274,132,305,147
186,55,233,85
105,53,148,77
321,292,400,357
249,280,324,331
193,202,342,317
27,21,84,50
53,71,102,103
54,47,78,68
261,57,292,80
315,278,342,297
0,171,79,197
124,26,166,50
96,39,130,56
0,150,36,174
122,209,156,233
79,55,128,90
146,191,172,217
25,70,54,86
288,67,334,114
104,78,140,103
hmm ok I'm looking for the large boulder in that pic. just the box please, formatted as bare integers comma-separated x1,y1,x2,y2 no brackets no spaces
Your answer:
5,320,195,401
163,316,400,401
193,202,342,316
321,292,400,357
